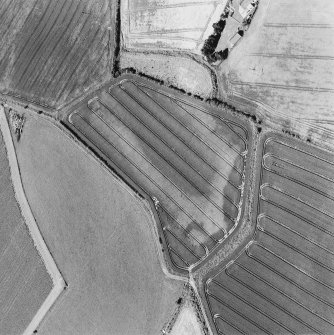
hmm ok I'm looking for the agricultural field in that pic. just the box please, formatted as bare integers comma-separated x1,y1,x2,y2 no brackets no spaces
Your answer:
0,0,115,109
121,0,227,52
204,133,334,334
218,0,334,147
65,75,253,272
0,117,54,334
13,114,184,335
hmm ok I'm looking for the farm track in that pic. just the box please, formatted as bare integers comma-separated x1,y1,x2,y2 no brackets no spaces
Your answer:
66,77,251,271
205,134,334,335
0,0,113,108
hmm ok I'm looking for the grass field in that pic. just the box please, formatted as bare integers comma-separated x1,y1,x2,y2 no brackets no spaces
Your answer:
121,0,227,52
14,114,184,335
120,51,214,98
65,75,252,272
204,133,334,334
218,0,334,146
0,0,115,108
0,126,53,334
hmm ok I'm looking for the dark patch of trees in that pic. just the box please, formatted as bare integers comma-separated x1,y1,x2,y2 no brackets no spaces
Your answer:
201,19,229,63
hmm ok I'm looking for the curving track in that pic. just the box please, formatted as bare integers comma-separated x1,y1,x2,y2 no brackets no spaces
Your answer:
66,76,252,272
205,134,334,335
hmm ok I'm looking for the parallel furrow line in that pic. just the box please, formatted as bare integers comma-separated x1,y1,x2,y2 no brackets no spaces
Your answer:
214,315,246,335
242,250,334,308
260,215,334,255
120,85,241,192
69,113,219,243
21,0,81,90
88,100,233,235
55,15,108,100
206,291,272,335
103,91,238,209
138,83,247,155
17,0,70,85
13,0,65,81
260,184,334,221
233,262,334,327
211,279,296,334
39,10,93,96
157,205,210,253
134,83,244,172
258,228,334,274
11,0,53,68
260,197,334,238
247,243,334,291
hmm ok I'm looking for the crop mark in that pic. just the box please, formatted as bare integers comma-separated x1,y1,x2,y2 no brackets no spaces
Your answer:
263,23,334,29
230,80,334,93
249,53,334,61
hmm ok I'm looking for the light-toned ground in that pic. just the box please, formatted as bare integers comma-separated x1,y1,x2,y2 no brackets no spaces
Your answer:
121,0,228,53
120,51,214,97
13,113,184,335
0,0,115,109
217,0,334,148
170,302,204,335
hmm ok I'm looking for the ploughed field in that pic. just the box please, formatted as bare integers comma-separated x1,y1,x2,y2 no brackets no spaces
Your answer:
0,0,114,108
0,128,52,334
205,134,334,334
66,76,251,271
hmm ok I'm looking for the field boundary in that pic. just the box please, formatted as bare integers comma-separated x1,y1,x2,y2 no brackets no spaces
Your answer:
0,105,66,335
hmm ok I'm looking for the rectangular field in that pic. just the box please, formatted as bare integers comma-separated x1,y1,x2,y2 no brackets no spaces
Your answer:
65,75,253,272
205,134,334,334
0,130,53,334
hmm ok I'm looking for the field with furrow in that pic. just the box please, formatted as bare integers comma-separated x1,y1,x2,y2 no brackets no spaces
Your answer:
0,0,115,108
65,75,252,272
204,133,334,335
